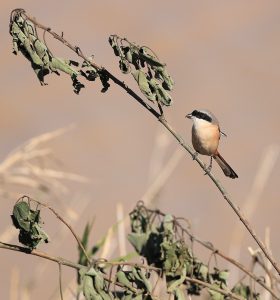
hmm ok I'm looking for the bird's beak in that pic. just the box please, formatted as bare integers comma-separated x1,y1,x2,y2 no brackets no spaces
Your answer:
185,113,192,119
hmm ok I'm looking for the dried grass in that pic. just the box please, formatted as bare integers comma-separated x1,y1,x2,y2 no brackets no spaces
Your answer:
0,124,88,199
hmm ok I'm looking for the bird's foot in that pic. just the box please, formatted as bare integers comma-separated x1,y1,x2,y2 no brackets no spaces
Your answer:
204,156,213,175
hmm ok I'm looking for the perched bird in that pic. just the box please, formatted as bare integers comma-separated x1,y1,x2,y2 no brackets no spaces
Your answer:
186,109,238,179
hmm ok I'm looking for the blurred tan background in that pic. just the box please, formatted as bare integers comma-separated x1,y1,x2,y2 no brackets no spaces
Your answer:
1,1,280,299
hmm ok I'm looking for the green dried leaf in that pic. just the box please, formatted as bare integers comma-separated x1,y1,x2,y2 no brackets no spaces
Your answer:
167,263,187,292
11,201,31,231
80,59,99,81
174,287,186,300
23,19,36,37
18,219,49,249
32,223,49,242
98,290,113,300
72,74,85,94
161,241,179,274
122,46,133,63
11,21,44,66
116,270,137,293
79,267,103,300
50,57,79,77
162,214,174,234
122,293,133,300
139,47,165,68
132,70,156,102
33,38,51,66
197,263,208,282
134,267,152,293
92,272,104,294
154,66,174,91
149,79,172,106
128,268,145,291
218,270,229,283
210,268,228,289
109,36,122,56
98,70,110,93
129,207,149,234
81,221,93,254
208,288,225,300
11,200,49,249
119,59,130,74
127,232,149,254
78,220,94,267
232,282,260,300
84,275,102,300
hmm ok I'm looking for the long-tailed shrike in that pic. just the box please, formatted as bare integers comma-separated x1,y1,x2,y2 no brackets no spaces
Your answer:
186,109,238,179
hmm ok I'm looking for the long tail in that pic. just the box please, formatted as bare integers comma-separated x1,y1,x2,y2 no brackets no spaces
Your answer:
214,152,238,179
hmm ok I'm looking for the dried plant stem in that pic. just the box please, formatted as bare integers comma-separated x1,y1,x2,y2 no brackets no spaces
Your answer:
18,9,280,276
0,241,122,289
0,241,156,288
10,266,20,300
116,202,127,257
143,148,184,204
58,263,64,300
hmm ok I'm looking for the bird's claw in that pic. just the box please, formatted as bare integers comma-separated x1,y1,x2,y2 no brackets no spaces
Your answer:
204,156,213,175
204,164,212,175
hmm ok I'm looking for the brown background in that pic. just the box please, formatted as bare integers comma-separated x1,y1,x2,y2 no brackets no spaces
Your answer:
1,1,280,299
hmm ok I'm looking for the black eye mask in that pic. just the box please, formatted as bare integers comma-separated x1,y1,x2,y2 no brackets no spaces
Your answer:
192,110,212,122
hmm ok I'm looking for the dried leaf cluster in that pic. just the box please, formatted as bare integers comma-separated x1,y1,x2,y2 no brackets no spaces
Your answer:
109,35,174,107
11,199,264,299
128,202,260,300
9,9,110,94
11,198,49,249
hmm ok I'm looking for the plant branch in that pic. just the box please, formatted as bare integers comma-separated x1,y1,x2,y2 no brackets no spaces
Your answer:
58,262,64,300
14,9,280,276
0,241,123,289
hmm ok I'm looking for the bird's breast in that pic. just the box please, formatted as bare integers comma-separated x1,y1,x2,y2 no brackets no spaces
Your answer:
192,121,220,155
